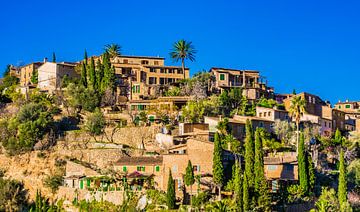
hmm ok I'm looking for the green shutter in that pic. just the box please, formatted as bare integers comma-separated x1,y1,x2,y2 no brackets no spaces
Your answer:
346,105,351,108
142,166,145,171
155,166,160,172
86,179,90,187
136,85,140,93
123,166,127,172
80,180,84,189
149,116,155,122
220,74,225,80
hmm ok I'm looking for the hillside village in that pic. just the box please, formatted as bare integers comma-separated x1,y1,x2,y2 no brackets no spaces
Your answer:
0,42,359,211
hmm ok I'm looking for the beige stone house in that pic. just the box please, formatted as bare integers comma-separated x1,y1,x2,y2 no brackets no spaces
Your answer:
210,67,274,101
204,115,273,141
104,55,189,101
19,62,43,86
37,61,78,92
256,106,290,122
284,92,346,133
264,152,298,192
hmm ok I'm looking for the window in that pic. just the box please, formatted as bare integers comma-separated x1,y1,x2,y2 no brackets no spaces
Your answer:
259,121,264,128
172,165,177,173
220,74,225,81
168,69,174,74
259,113,262,117
137,166,145,171
177,179,182,191
268,112,271,116
150,68,156,73
123,59,128,64
141,60,149,65
177,69,183,74
193,165,200,172
160,69,166,74
132,85,140,93
155,166,160,172
339,105,341,109
346,105,351,109
149,77,157,85
154,61,159,65
123,166,127,172
267,165,277,170
160,78,166,85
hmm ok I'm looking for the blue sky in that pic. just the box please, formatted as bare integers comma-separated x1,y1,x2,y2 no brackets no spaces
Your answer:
1,0,359,104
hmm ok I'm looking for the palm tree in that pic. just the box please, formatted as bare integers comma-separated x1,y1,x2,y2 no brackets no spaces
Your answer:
104,43,122,58
288,95,306,155
169,39,196,79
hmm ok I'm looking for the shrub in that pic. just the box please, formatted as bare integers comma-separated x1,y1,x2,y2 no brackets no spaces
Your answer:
44,174,63,193
191,192,210,208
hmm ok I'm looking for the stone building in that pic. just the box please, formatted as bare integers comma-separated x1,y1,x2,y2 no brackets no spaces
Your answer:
19,62,43,86
284,92,346,133
264,152,298,192
204,115,273,141
210,67,274,101
256,106,290,122
105,55,189,101
37,61,78,92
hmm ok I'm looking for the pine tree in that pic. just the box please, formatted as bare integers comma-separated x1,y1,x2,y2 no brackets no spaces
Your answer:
254,128,264,192
307,153,315,193
233,160,243,211
88,57,96,90
166,170,176,209
338,149,347,210
184,160,195,198
52,52,56,62
243,172,249,212
213,132,224,200
244,119,255,188
80,62,87,87
298,132,308,193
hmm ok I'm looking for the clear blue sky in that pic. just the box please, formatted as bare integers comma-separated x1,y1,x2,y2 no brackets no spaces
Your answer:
1,0,359,104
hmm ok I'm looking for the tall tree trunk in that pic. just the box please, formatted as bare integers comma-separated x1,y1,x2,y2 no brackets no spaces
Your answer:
218,185,222,200
296,121,299,156
181,59,186,80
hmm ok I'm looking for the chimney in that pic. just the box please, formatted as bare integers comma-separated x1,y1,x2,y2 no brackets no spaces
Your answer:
43,57,48,63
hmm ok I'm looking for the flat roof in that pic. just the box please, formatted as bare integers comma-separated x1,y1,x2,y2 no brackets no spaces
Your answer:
116,55,165,60
145,65,189,69
210,67,259,73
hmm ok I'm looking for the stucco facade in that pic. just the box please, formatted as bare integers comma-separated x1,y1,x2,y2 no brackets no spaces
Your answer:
37,62,78,92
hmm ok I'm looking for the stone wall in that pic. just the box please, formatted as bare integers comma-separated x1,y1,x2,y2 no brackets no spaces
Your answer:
57,187,127,205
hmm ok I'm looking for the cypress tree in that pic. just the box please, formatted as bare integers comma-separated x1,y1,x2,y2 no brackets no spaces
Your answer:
307,153,315,193
88,57,96,90
244,119,255,188
298,132,308,193
233,160,243,211
338,149,347,209
184,160,195,198
213,132,224,200
253,128,271,211
101,52,115,92
254,128,264,192
80,62,87,87
166,170,176,209
84,50,88,65
52,52,56,62
96,59,103,91
243,172,249,212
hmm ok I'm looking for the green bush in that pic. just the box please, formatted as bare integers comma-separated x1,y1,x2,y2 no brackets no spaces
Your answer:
0,102,54,155
191,192,210,208
44,174,64,193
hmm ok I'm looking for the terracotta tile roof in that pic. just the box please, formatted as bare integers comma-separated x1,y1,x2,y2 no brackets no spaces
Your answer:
114,156,163,166
264,156,297,165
